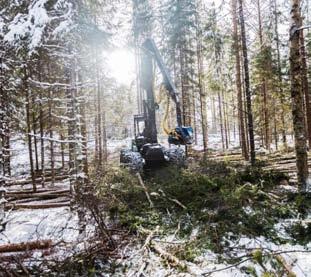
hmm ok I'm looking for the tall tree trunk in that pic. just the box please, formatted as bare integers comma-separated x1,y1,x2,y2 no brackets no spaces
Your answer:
218,91,225,150
78,75,89,177
257,0,269,150
211,96,217,133
289,0,309,190
48,88,55,187
38,61,45,187
273,0,287,147
232,0,248,160
60,133,65,169
94,115,98,162
95,49,103,169
37,55,45,187
222,90,229,149
239,0,256,165
274,0,287,149
25,67,36,192
195,0,208,153
102,111,108,164
31,93,39,172
300,28,311,147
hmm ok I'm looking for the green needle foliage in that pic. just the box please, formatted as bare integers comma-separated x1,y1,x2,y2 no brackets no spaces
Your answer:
97,159,311,259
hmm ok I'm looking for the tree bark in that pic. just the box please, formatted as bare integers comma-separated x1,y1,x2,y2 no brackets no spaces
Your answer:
95,48,103,169
239,0,256,165
231,0,249,159
273,0,287,147
48,79,55,187
195,0,208,153
25,66,36,192
300,28,311,147
38,58,45,187
289,0,309,190
218,91,225,150
257,0,269,150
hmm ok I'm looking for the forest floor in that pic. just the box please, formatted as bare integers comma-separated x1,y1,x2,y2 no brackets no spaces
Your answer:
98,148,311,277
1,137,311,276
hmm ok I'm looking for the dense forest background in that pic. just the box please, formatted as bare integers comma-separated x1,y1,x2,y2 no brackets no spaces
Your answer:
1,0,311,190
1,0,311,275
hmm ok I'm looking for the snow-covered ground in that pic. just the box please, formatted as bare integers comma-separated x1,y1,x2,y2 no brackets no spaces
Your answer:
4,133,310,275
0,207,78,245
119,230,311,276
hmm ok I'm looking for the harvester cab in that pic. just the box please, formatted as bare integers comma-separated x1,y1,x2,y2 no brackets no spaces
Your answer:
120,38,193,171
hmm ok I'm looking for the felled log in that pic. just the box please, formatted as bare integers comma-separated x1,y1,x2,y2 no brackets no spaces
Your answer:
15,196,70,204
7,175,69,187
5,202,70,210
6,188,57,195
7,189,70,201
0,240,52,253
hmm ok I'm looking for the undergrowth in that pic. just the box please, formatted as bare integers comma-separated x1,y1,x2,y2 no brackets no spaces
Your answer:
96,160,311,260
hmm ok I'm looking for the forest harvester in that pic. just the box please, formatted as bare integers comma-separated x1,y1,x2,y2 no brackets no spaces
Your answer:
120,38,193,171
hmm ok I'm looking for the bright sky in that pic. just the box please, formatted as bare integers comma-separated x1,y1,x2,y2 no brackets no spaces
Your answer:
106,49,136,86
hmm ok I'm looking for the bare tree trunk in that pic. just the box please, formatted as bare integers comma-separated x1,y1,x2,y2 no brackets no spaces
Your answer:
218,91,225,150
48,88,55,187
94,114,98,162
102,111,108,165
257,0,269,150
195,0,208,153
24,67,36,192
38,72,45,187
60,133,65,169
31,93,39,172
222,90,229,149
273,0,287,148
300,28,311,147
78,75,89,177
289,0,309,190
232,0,248,160
211,96,217,133
232,92,237,142
239,0,256,165
95,49,103,169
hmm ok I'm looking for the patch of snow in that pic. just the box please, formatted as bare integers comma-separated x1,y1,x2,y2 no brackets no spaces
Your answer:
0,207,79,244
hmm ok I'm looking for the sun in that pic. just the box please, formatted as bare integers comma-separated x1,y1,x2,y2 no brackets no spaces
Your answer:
106,49,135,85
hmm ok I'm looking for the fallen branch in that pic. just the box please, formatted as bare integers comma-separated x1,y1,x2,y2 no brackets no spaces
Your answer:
141,226,159,250
151,241,186,269
275,254,296,277
136,173,154,208
0,240,52,253
168,198,187,210
149,237,199,274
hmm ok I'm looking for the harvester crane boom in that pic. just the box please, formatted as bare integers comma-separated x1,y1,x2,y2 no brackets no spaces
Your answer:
142,38,183,127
